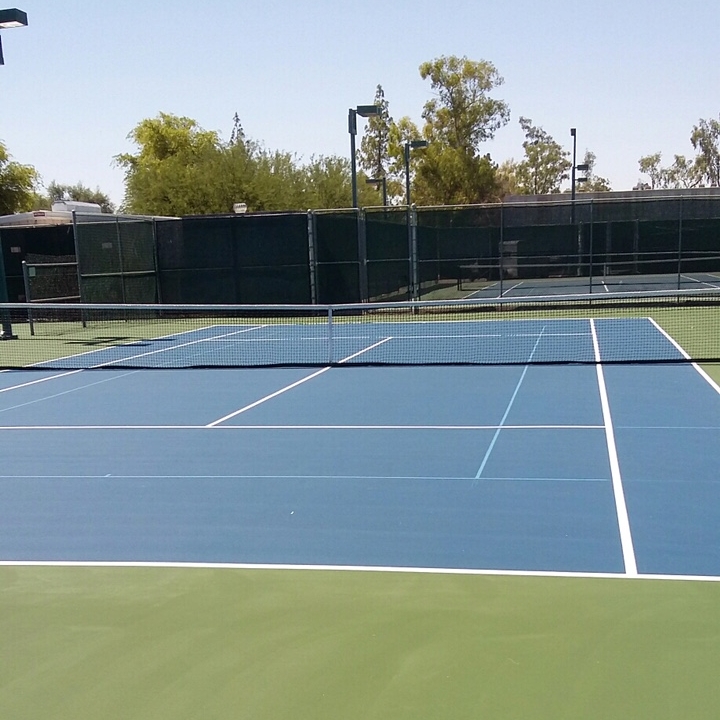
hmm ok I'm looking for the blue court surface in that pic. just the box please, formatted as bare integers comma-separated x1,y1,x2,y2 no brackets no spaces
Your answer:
1,315,720,578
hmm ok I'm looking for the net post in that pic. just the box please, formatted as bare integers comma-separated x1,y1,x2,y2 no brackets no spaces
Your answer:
21,260,34,335
0,231,17,340
327,305,334,364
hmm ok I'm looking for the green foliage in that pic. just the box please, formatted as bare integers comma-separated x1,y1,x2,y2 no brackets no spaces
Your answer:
40,181,116,213
576,151,612,193
116,112,370,215
416,55,509,204
690,116,720,186
637,152,700,190
513,117,571,195
0,141,40,214
359,85,392,182
419,56,509,153
414,145,499,205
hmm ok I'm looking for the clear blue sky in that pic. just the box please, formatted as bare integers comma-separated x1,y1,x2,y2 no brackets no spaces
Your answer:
1,0,718,207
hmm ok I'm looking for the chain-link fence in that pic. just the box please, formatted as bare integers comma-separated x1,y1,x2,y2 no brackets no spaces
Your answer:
3,192,720,307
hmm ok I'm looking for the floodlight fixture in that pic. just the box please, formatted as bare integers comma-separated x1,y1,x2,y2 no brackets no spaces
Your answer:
356,104,381,118
0,8,27,28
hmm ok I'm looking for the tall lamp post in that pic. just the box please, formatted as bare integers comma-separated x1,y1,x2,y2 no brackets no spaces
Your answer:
404,139,428,300
0,8,28,340
365,177,387,207
349,104,381,208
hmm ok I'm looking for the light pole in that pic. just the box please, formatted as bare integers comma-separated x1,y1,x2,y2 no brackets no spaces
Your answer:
349,104,381,208
365,177,387,207
404,139,428,206
0,8,28,340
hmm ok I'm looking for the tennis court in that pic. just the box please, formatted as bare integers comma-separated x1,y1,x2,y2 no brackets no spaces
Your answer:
2,293,720,718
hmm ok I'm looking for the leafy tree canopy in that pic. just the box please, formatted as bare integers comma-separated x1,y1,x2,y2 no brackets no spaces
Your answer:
0,141,40,215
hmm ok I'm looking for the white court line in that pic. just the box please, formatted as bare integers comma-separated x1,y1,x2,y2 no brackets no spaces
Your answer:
648,317,720,396
0,423,605,431
590,319,637,577
0,369,83,394
205,337,393,427
0,372,139,416
474,327,545,480
90,324,270,368
681,274,720,290
0,474,610,482
501,281,524,296
215,332,590,341
461,281,498,300
0,559,717,582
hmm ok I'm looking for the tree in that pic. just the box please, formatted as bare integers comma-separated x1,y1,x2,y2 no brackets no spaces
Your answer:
359,85,392,181
513,117,570,195
44,181,115,213
638,152,664,189
115,112,226,215
664,154,701,189
637,152,699,189
118,111,405,214
576,151,612,193
419,55,510,152
495,159,521,196
690,116,720,186
415,55,509,204
0,141,40,215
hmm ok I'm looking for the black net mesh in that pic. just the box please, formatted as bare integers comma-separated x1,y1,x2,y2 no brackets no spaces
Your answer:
2,290,719,369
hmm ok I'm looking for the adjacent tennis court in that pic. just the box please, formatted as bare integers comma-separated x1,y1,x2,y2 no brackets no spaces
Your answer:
1,294,719,719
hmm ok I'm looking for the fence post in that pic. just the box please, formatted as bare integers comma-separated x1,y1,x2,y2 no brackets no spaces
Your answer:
498,202,504,298
115,216,126,304
152,218,162,304
307,211,317,304
677,197,684,290
21,260,34,335
71,211,87,327
588,199,594,293
357,209,368,302
409,205,419,301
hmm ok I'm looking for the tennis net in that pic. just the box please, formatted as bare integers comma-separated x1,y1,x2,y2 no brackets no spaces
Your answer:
1,289,719,369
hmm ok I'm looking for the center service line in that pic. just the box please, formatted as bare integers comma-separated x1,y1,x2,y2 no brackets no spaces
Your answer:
474,327,545,480
206,337,393,427
590,319,638,577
